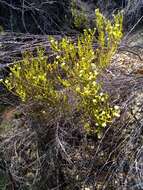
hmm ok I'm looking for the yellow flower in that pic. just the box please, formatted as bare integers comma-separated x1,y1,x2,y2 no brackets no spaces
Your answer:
92,99,97,103
114,105,120,110
76,87,80,92
101,122,106,127
113,112,120,118
61,62,66,68
5,79,9,84
92,81,96,86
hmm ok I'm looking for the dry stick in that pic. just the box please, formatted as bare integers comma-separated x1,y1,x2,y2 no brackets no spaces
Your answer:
118,46,143,61
0,0,22,11
122,15,143,43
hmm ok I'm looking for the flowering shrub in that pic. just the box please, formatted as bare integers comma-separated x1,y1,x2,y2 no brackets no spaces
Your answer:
2,9,122,136
71,0,88,30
